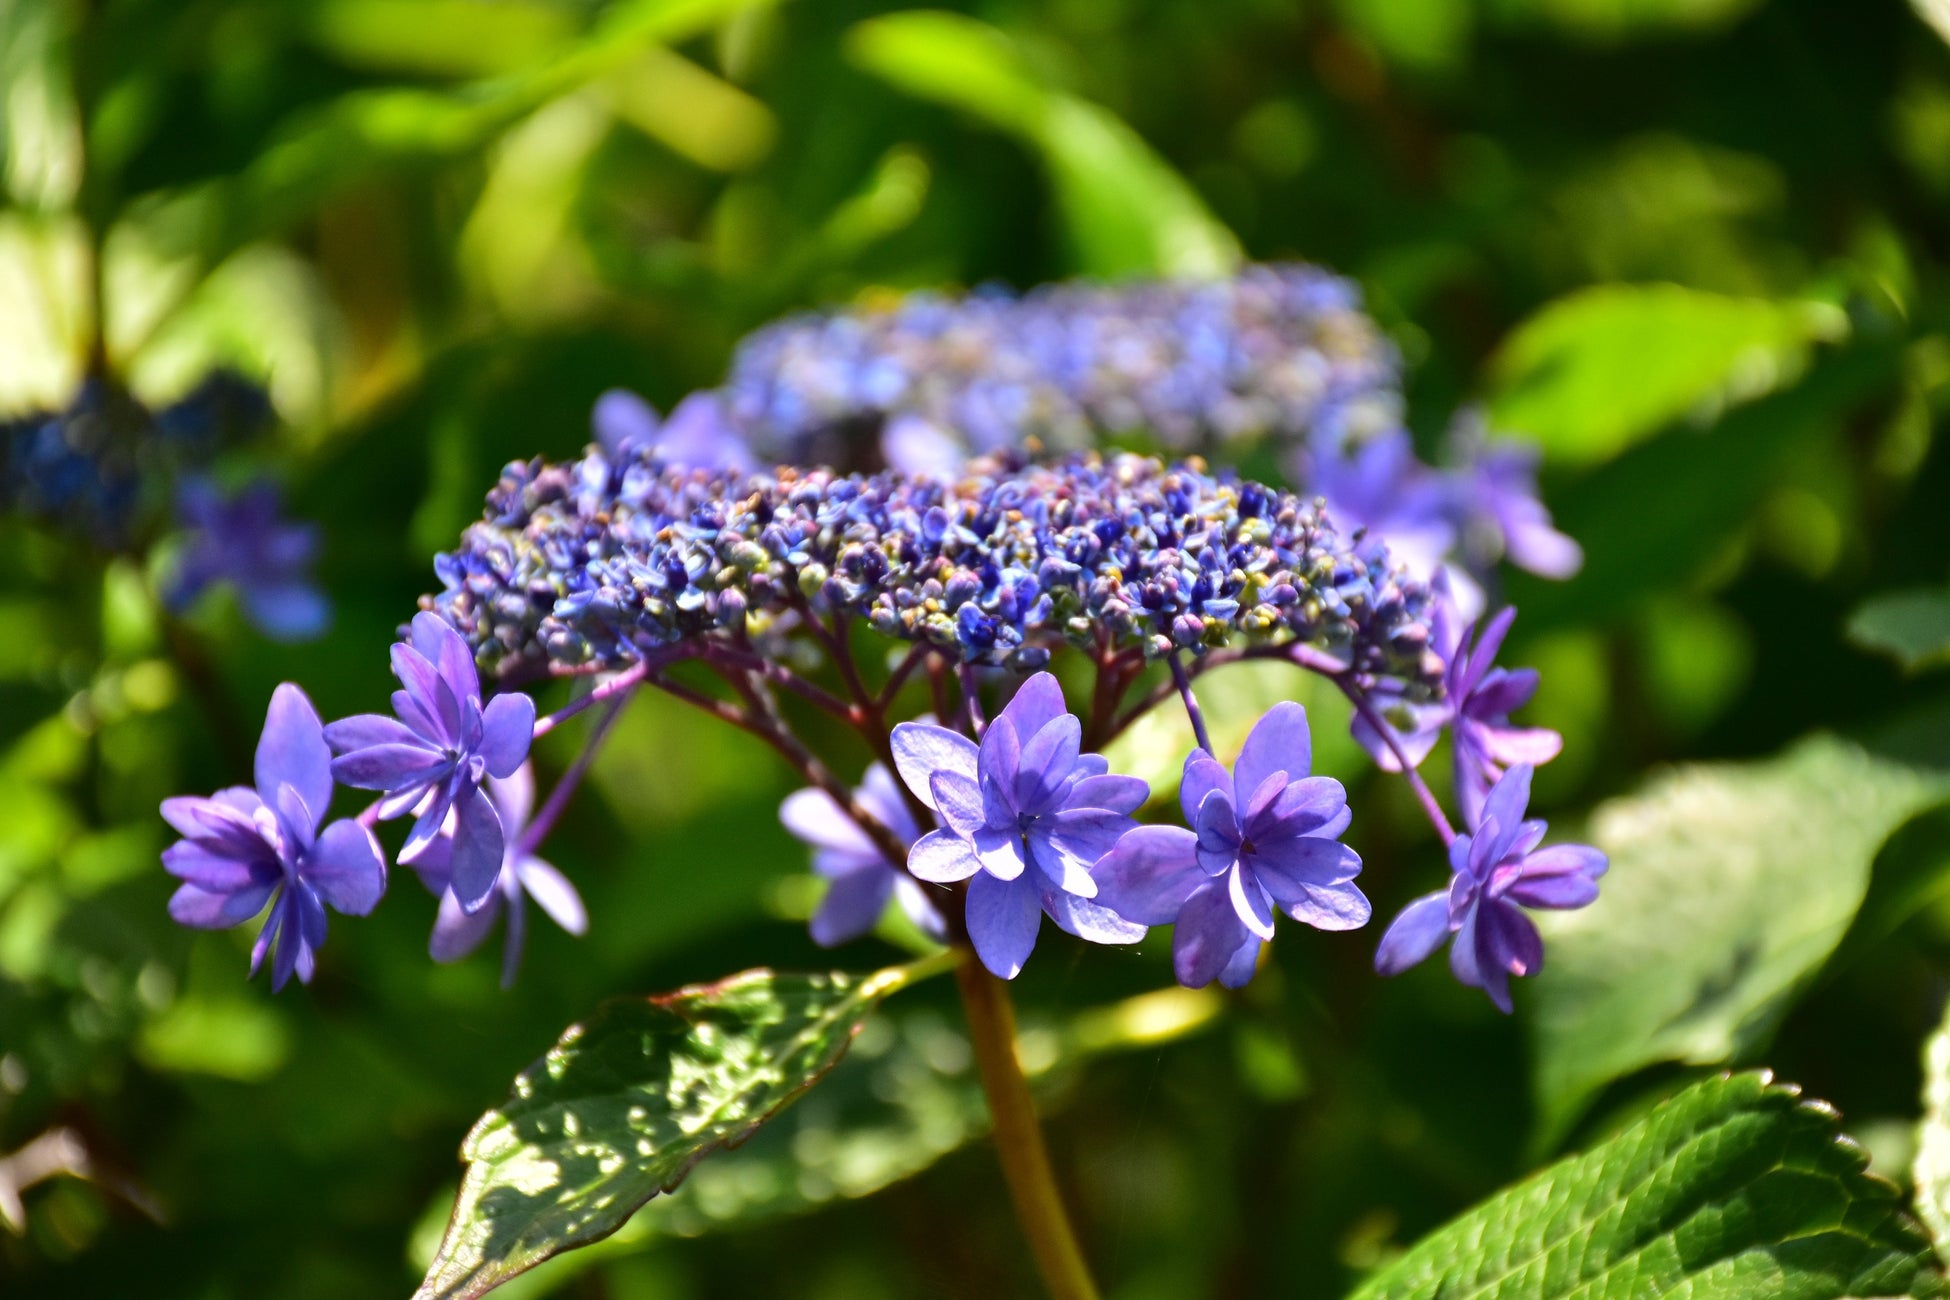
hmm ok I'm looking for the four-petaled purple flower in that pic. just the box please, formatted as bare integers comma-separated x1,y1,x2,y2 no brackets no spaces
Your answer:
1374,763,1605,1012
891,673,1148,978
1351,577,1561,826
781,762,944,947
324,611,535,913
1095,703,1367,989
407,762,587,988
1437,598,1562,828
160,684,386,990
164,476,330,643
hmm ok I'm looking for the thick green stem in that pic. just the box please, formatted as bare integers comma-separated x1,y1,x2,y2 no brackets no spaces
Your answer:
955,959,1101,1300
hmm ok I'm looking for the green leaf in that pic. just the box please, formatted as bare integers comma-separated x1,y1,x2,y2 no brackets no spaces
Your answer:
845,11,1239,277
1530,736,1950,1143
414,961,944,1300
1486,283,1846,466
1916,1000,1950,1261
1509,343,1903,632
1353,1072,1943,1300
1849,589,1950,673
413,977,1220,1297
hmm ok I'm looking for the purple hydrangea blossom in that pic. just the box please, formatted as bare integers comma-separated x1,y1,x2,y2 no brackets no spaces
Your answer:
1447,411,1583,581
1094,703,1367,989
408,762,586,988
592,388,755,474
890,673,1148,978
1311,430,1457,586
1350,577,1561,825
1374,764,1605,1012
780,763,944,947
160,684,386,990
323,612,536,912
164,476,330,642
1439,601,1562,828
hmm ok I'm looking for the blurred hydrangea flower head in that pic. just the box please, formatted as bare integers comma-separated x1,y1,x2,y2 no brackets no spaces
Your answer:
1374,763,1605,1011
160,684,385,990
719,263,1399,472
164,476,330,642
891,673,1149,977
409,762,586,988
324,612,536,911
781,762,943,947
1095,703,1365,988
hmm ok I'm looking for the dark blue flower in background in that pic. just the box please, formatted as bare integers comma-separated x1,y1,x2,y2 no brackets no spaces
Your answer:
1095,703,1366,989
1374,763,1605,1012
324,612,535,912
781,762,944,947
408,762,586,988
164,476,330,642
891,673,1148,978
160,684,386,990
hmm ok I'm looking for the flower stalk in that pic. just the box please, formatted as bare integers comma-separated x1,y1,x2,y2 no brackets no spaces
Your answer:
955,958,1102,1300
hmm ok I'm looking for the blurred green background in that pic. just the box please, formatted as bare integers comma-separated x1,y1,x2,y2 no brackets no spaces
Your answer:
6,0,1950,1295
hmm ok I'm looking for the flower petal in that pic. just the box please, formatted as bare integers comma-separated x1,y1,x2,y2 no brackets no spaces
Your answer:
1479,764,1533,857
1216,934,1263,989
1091,824,1204,926
1064,773,1148,815
1039,808,1134,879
1505,844,1608,911
1227,861,1277,941
1469,666,1539,718
413,610,482,709
1479,724,1563,768
1014,714,1082,817
971,823,1027,881
255,684,333,825
518,857,587,936
431,887,500,962
908,829,982,883
162,841,270,894
391,641,460,744
890,723,978,808
448,788,507,913
1171,880,1250,989
479,692,536,778
1253,776,1349,841
1480,897,1543,977
1024,818,1102,899
810,866,895,947
1043,890,1145,945
930,770,987,837
996,671,1067,742
1179,751,1232,825
780,787,876,857
322,713,424,755
1375,892,1453,974
1234,701,1311,801
1251,836,1363,898
302,820,387,916
966,872,1042,979
1281,879,1371,931
330,743,448,793
168,880,275,929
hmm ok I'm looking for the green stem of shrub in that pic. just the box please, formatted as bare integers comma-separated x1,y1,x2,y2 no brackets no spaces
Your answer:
955,957,1101,1300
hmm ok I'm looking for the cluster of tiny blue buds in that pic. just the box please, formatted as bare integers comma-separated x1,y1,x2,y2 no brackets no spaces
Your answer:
429,446,1444,699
